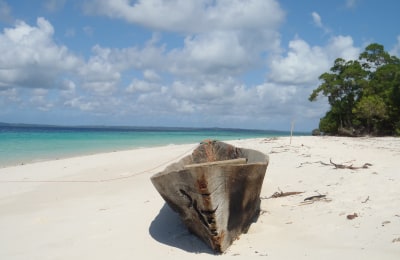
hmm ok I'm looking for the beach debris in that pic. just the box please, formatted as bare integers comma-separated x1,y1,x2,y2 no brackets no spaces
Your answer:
361,196,370,203
304,194,326,201
263,188,304,199
298,159,373,170
328,159,372,170
392,237,400,243
346,213,358,220
300,194,332,205
151,140,269,253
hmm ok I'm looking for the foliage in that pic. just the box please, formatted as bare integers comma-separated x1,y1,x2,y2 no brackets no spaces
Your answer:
309,43,400,136
311,128,321,136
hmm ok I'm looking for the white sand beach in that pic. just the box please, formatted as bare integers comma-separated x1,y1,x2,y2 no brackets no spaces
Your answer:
0,136,399,259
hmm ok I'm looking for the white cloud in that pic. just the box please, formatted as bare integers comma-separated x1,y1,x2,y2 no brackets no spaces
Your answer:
0,17,82,89
29,88,54,111
143,70,160,82
0,87,20,105
60,79,77,97
82,0,284,79
64,97,98,111
325,35,360,61
0,2,367,130
126,79,160,94
311,12,323,28
268,35,359,85
268,38,329,84
83,0,284,33
79,45,121,94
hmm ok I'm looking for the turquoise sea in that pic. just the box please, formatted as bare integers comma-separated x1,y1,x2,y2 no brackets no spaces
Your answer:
0,124,307,167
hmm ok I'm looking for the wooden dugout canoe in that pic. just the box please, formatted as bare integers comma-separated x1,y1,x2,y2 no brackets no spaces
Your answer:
151,140,269,253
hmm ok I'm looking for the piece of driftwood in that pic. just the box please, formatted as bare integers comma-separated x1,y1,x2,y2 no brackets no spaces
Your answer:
151,140,269,253
298,159,372,169
329,159,372,169
263,188,304,199
300,194,332,205
304,194,326,201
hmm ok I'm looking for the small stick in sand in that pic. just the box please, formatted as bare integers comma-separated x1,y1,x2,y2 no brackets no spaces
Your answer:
329,159,372,170
263,188,304,199
361,196,370,203
300,194,332,205
304,194,326,201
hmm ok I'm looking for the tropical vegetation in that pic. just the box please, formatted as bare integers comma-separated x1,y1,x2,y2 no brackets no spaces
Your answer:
309,43,400,136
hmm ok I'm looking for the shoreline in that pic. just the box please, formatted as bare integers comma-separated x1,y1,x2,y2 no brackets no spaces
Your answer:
0,136,399,259
0,125,302,168
0,142,199,169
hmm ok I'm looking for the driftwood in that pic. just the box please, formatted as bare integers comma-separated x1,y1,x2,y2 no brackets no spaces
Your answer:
298,159,372,170
263,188,304,199
304,194,326,201
329,159,372,169
151,140,269,253
300,194,332,205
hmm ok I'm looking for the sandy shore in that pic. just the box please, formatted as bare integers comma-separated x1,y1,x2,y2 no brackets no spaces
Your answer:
0,136,399,259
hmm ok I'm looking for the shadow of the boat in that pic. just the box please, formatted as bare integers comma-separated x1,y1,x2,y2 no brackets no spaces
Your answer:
149,203,215,254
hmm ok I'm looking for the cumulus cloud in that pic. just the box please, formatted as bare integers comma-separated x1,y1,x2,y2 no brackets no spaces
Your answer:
0,17,82,89
126,79,161,94
143,70,160,82
268,35,359,85
83,0,284,33
79,46,121,94
0,1,365,130
29,88,54,111
83,0,284,78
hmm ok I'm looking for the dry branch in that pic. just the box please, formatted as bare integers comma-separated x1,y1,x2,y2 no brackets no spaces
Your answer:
329,159,372,169
300,194,332,205
262,188,304,199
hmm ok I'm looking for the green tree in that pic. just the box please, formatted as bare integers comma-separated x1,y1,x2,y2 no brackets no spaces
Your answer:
309,43,400,136
359,43,400,135
352,95,386,134
309,58,367,134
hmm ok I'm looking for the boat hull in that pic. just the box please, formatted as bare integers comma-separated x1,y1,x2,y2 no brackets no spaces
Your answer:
151,140,269,253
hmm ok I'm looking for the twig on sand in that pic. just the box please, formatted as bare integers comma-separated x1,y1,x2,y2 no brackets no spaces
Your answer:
297,159,373,169
361,196,370,203
304,194,326,201
328,159,372,169
262,188,304,199
300,194,332,205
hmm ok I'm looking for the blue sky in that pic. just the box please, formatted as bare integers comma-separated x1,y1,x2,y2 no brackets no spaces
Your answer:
0,0,399,131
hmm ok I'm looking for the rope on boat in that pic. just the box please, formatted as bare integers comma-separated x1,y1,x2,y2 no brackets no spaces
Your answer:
0,144,198,184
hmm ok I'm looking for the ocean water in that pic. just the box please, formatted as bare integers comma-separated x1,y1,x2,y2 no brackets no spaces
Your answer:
0,125,305,167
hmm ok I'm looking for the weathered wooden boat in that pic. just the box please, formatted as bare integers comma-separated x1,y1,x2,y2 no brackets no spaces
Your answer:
151,140,269,253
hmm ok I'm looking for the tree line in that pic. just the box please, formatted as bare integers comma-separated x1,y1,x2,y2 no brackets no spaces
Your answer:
309,43,400,136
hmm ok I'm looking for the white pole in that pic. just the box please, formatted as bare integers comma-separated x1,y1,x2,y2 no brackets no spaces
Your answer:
290,120,295,145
